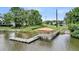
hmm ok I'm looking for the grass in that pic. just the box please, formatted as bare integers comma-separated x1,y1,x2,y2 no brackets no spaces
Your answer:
0,24,68,33
42,24,68,30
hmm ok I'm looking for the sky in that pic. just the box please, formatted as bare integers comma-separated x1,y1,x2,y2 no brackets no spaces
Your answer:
0,7,73,21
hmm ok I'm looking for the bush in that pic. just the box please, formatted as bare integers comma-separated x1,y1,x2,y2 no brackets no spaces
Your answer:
68,24,79,32
71,30,79,38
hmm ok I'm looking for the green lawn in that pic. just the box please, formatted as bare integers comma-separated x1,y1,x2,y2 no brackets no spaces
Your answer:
0,24,68,33
42,24,68,30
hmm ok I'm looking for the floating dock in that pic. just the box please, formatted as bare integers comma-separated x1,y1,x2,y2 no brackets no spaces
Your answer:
9,31,60,44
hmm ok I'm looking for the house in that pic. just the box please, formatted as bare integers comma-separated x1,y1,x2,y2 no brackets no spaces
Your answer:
44,20,66,26
0,16,13,26
0,16,4,25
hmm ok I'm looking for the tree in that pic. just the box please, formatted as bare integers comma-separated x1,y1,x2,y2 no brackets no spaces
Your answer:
29,10,42,25
10,7,25,27
3,7,42,28
4,13,13,25
64,7,79,25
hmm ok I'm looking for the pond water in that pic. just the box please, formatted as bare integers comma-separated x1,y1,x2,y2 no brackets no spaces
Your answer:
0,31,79,51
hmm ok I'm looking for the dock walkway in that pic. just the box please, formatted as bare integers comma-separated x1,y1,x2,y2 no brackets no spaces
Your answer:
9,34,41,44
9,31,60,44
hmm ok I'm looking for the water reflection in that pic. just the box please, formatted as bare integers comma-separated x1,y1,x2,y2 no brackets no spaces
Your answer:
69,38,79,51
9,42,26,51
52,34,70,51
38,40,52,48
16,32,37,39
0,31,79,51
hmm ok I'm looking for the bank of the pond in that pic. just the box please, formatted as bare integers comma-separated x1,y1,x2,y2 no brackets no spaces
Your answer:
7,25,61,44
0,25,67,34
0,26,43,32
71,31,79,39
68,24,79,39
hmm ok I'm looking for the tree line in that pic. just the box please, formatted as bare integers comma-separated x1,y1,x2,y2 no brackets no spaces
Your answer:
2,7,42,28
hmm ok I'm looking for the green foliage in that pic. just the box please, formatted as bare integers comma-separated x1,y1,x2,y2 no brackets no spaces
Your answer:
69,24,79,38
68,24,79,32
71,30,79,38
4,13,13,24
64,7,79,39
3,7,42,28
64,7,79,25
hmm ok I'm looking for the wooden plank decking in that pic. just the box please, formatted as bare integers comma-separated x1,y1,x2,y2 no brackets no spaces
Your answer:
9,34,41,44
9,31,60,44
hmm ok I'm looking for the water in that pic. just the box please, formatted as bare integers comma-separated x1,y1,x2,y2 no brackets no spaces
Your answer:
0,31,79,51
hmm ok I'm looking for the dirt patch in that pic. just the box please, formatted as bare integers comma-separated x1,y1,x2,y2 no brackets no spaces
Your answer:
35,27,55,33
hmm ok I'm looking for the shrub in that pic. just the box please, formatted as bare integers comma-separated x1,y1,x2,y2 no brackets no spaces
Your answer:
68,24,79,32
71,30,79,38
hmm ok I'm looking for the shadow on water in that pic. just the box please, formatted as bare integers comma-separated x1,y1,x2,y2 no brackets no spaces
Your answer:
69,37,79,51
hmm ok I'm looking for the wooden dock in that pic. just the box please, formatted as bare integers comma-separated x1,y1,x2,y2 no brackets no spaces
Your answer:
9,34,41,44
9,31,60,44
40,31,60,40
